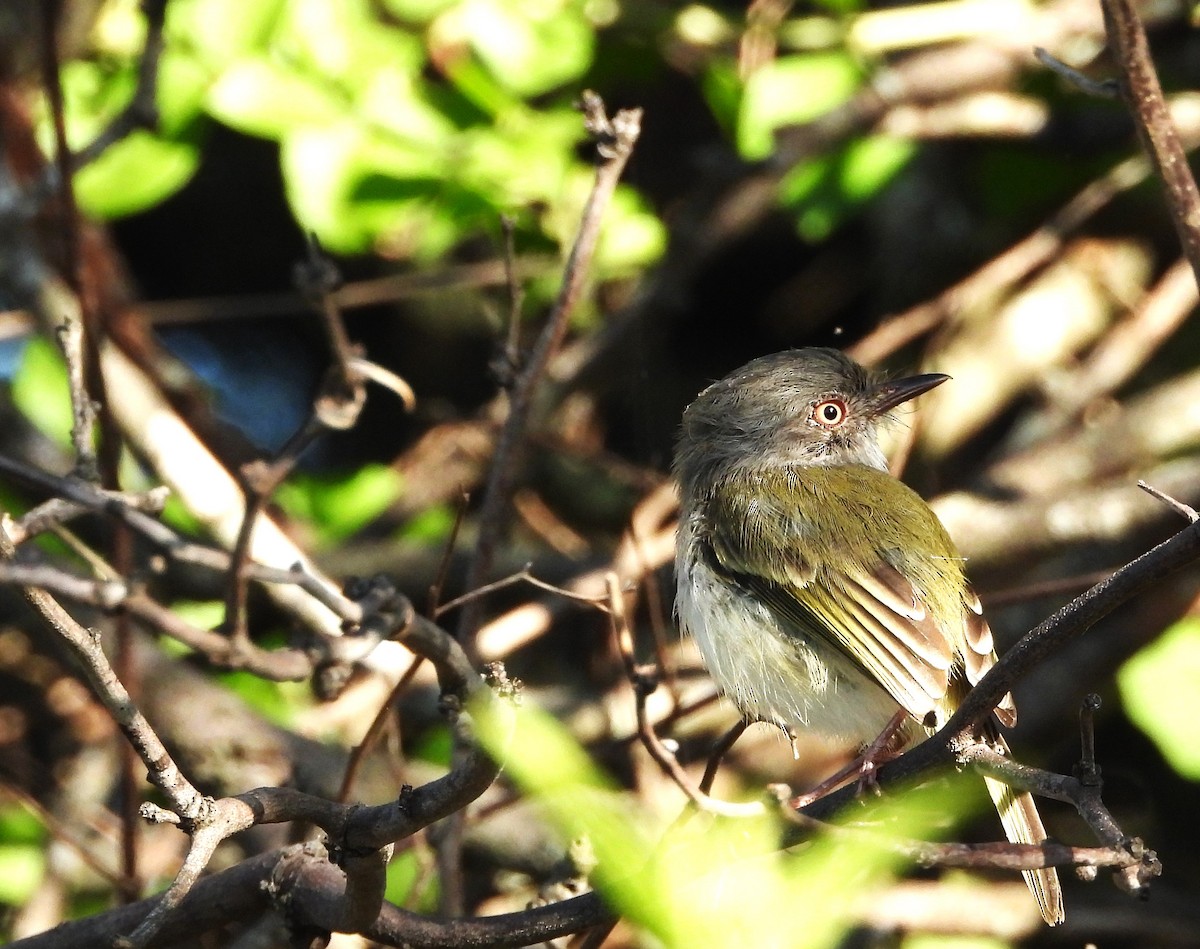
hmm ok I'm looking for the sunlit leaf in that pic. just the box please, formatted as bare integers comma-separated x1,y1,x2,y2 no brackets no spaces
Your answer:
208,58,345,137
170,600,227,630
0,808,44,908
839,134,914,201
542,171,667,275
0,807,44,845
455,0,594,97
275,464,403,546
737,52,862,160
276,0,426,88
167,0,288,66
903,934,1007,949
385,848,440,911
401,504,457,542
700,58,742,136
383,0,460,23
76,132,201,218
780,135,914,242
11,338,72,449
0,845,45,905
1118,618,1200,780
43,53,207,219
358,68,460,144
216,669,309,726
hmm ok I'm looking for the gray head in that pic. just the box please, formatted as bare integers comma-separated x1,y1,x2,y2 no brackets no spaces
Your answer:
675,348,947,490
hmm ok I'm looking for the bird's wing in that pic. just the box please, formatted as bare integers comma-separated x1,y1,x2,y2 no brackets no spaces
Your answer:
703,465,1008,726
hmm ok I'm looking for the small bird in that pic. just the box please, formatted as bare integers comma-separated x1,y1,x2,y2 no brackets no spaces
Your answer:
674,347,1063,925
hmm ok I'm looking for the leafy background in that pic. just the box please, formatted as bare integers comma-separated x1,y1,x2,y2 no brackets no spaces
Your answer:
1,0,1199,945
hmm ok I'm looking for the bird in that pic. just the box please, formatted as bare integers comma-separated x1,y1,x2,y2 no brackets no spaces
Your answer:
673,347,1064,925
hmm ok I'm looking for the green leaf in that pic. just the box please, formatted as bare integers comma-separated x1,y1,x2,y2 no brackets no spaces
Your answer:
11,337,73,449
1118,618,1200,780
700,59,743,136
273,0,425,90
75,132,201,219
381,0,459,23
40,51,207,219
839,134,914,201
0,845,45,904
540,171,667,276
0,807,46,907
216,670,308,726
412,723,453,767
903,934,1007,949
456,0,594,97
385,847,440,910
167,0,288,66
0,806,44,845
737,52,862,160
281,121,453,254
779,135,914,242
207,58,346,138
170,600,227,630
401,504,457,543
275,464,403,546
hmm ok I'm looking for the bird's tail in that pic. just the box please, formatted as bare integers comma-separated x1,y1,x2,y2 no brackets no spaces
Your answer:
984,734,1065,926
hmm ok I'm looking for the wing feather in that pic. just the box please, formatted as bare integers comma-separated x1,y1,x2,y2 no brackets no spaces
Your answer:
703,464,1010,726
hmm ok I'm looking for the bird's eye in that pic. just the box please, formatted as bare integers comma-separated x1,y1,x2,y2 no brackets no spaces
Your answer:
812,399,847,427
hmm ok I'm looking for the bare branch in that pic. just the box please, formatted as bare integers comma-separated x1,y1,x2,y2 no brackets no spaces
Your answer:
1100,0,1200,287
458,93,643,654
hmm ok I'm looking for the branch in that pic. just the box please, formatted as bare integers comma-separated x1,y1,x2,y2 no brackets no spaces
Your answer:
0,517,210,821
1100,0,1200,288
457,92,643,652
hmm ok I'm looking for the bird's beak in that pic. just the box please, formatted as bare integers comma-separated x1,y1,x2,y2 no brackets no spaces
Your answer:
870,372,949,414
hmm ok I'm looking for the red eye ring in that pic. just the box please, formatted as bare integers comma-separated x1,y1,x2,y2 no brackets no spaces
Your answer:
812,398,847,427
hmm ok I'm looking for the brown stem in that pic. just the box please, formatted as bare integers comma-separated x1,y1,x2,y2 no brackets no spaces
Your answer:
457,93,643,654
1100,0,1200,288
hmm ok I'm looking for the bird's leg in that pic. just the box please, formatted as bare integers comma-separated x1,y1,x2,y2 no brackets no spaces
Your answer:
790,709,909,808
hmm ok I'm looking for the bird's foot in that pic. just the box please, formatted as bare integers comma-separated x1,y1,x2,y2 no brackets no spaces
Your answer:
790,709,909,808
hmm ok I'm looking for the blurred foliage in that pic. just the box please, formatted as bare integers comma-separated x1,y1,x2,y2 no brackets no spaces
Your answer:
274,463,404,547
1117,617,1200,781
0,807,45,906
10,338,72,451
44,0,665,274
474,696,965,949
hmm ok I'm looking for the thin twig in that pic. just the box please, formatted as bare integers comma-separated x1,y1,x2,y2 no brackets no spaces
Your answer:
492,213,524,387
337,654,425,804
457,93,643,655
1138,479,1199,523
224,418,325,646
698,720,750,795
435,564,611,618
1034,47,1119,98
1078,693,1102,785
71,0,168,170
0,518,210,824
1100,0,1200,287
848,103,1200,367
427,490,469,617
608,574,764,818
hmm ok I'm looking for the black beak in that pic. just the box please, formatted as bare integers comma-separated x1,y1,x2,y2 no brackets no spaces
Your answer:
870,373,949,414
